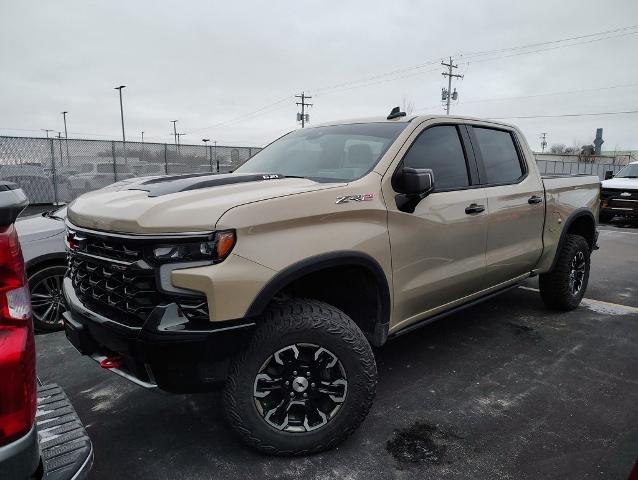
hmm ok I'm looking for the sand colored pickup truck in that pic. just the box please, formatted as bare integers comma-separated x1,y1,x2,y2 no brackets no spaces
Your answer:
63,111,600,455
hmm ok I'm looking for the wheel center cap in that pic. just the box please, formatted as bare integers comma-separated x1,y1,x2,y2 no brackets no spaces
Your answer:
292,376,309,393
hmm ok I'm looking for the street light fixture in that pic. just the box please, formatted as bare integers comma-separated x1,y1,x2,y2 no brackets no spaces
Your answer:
114,85,127,163
41,129,53,139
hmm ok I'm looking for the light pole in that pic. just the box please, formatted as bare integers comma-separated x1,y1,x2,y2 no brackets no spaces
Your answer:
214,140,218,172
170,120,178,147
141,131,144,143
114,85,127,163
42,129,53,139
141,131,145,162
202,139,211,172
61,111,70,165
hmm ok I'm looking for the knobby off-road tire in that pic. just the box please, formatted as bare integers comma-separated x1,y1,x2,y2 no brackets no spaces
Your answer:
222,299,377,455
539,234,591,311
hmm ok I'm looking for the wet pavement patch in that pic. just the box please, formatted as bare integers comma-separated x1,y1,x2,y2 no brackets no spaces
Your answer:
386,421,461,467
506,321,541,341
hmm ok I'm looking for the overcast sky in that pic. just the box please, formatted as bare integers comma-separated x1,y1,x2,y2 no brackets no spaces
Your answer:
1,0,637,150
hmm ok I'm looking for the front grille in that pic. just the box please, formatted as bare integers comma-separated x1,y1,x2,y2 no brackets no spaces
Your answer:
601,188,638,210
68,230,210,327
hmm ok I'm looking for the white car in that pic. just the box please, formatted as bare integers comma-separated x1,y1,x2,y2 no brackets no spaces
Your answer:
600,160,638,222
16,206,67,331
66,162,135,195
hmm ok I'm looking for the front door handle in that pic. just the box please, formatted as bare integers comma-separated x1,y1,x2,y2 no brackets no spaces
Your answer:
465,203,485,214
528,195,543,204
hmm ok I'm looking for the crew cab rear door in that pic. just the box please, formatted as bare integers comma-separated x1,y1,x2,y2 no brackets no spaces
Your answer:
466,124,545,284
382,121,488,330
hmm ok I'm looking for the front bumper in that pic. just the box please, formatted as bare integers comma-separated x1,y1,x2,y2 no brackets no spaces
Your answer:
62,277,255,392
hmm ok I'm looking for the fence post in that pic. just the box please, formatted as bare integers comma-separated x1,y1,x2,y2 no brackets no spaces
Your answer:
164,144,168,174
49,139,59,205
209,145,213,173
111,141,118,181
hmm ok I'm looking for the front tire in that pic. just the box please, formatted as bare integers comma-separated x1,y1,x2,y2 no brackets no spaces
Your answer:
223,299,377,455
539,234,591,311
28,264,67,332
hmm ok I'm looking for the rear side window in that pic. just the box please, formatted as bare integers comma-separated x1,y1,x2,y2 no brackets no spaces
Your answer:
473,127,524,184
402,125,469,190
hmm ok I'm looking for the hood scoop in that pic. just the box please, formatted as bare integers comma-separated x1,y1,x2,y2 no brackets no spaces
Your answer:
128,173,287,197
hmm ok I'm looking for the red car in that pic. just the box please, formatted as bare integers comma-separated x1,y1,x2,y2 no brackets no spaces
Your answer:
0,181,92,480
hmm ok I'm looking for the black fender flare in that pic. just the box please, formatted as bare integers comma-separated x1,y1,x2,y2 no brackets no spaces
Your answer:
25,252,67,274
245,251,391,342
548,208,597,271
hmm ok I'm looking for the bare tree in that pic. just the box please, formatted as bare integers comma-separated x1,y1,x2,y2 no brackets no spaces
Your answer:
402,95,414,115
550,143,566,154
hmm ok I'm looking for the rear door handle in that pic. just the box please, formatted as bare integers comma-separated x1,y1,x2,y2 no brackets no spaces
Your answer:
465,203,485,214
528,195,543,204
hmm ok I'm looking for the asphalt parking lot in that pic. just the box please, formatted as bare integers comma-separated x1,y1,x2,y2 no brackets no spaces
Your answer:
36,222,638,480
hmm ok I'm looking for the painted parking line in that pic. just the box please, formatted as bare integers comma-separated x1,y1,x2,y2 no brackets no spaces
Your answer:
518,286,638,315
598,228,638,236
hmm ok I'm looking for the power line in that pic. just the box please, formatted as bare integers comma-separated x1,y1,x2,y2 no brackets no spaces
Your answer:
489,109,638,120
309,24,638,97
458,24,638,60
414,81,638,112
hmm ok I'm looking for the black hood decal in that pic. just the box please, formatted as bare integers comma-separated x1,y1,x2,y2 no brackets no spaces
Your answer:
128,173,287,197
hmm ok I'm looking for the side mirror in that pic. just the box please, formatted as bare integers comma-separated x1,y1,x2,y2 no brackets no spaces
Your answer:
604,171,614,180
394,167,434,213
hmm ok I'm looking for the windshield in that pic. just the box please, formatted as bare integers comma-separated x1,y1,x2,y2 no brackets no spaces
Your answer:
235,123,407,182
615,164,638,178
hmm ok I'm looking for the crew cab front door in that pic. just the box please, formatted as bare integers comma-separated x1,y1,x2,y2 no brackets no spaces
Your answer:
382,123,488,331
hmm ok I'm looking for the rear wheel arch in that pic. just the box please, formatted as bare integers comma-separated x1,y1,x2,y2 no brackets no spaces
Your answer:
245,252,391,346
549,208,596,271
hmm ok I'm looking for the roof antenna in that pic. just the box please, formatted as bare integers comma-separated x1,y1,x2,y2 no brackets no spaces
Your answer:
387,106,406,120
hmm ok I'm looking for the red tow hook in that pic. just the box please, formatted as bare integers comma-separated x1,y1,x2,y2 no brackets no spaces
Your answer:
99,356,124,369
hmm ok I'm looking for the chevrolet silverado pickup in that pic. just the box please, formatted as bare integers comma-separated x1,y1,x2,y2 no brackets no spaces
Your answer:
600,160,638,222
62,111,600,455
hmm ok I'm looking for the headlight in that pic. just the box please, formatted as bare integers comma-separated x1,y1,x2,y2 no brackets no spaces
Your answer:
149,230,236,264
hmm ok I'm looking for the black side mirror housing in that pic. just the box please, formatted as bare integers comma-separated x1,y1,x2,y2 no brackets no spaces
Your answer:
604,171,614,180
394,167,434,213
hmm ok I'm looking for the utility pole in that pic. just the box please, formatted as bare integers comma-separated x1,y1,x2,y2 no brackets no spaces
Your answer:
441,57,463,115
171,120,178,147
540,132,548,152
295,92,313,128
61,111,70,165
42,129,53,139
114,85,127,163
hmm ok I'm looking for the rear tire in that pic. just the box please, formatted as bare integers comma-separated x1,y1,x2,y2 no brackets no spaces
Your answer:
222,299,377,455
539,234,591,311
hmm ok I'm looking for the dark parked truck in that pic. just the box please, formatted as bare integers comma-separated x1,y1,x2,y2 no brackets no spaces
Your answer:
0,182,92,479
63,112,600,455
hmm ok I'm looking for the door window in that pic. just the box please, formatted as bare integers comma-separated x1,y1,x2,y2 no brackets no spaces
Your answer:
402,125,469,190
473,127,524,184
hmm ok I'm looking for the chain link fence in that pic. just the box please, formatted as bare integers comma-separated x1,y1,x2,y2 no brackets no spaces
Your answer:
536,159,625,180
1,135,628,206
0,136,261,204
